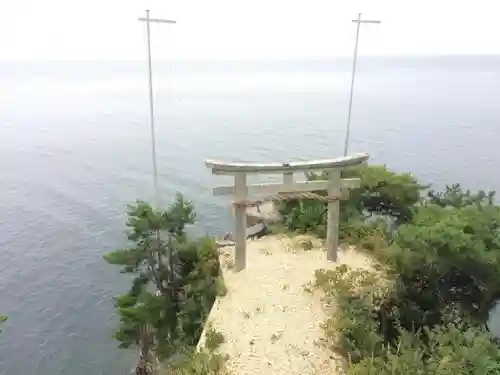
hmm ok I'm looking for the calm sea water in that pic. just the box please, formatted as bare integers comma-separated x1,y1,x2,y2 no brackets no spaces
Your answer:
1,56,500,375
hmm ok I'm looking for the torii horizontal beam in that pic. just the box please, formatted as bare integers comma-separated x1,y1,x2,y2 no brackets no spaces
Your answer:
212,178,360,196
205,152,369,175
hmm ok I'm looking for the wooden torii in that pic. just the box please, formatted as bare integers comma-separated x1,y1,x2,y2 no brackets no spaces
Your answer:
205,152,369,271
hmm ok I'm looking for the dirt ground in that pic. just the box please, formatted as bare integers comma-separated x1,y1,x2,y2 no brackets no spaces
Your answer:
201,234,374,375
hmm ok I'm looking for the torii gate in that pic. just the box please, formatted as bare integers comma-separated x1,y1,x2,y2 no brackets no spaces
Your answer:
205,153,369,271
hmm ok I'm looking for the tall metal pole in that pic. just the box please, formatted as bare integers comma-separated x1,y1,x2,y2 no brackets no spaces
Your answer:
138,10,176,208
145,10,159,207
344,13,362,157
137,13,177,375
343,13,381,156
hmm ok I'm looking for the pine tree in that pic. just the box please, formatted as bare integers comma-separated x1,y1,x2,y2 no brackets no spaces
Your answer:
104,193,196,373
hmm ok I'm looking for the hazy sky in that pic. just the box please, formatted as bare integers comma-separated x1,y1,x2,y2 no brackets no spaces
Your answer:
1,0,498,60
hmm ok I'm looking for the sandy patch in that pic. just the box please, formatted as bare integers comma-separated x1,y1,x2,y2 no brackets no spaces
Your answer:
204,235,374,375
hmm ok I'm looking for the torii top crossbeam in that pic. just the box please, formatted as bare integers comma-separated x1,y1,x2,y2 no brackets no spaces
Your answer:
206,153,369,175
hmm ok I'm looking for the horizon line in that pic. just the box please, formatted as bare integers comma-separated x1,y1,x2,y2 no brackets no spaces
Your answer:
1,53,500,63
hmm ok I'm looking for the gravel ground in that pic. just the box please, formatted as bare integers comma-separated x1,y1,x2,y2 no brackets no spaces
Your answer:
203,235,373,375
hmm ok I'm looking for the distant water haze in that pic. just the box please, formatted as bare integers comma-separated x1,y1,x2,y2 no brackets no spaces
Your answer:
1,56,500,374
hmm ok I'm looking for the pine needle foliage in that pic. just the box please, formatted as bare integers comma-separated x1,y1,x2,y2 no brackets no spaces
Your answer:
104,194,222,361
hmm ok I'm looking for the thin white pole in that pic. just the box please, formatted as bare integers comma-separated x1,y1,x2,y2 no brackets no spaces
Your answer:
344,13,362,157
144,9,160,208
343,13,381,156
138,10,176,208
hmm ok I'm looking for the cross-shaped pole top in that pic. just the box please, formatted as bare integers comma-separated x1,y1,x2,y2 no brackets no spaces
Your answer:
352,13,382,24
138,9,176,24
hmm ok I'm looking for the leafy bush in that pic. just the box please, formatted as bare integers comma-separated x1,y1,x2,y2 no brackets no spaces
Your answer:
348,323,500,375
315,265,390,362
342,164,426,223
340,217,391,250
293,168,500,374
278,199,326,236
298,167,500,335
278,164,426,237
336,183,500,342
315,265,500,375
379,200,500,330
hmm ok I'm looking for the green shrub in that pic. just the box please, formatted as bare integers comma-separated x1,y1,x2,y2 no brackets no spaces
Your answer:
322,178,500,336
342,164,426,223
347,323,500,375
340,217,391,251
281,166,500,374
381,201,500,328
315,265,392,361
316,265,500,375
163,350,229,375
278,164,426,237
205,327,225,352
278,199,326,236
